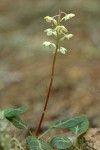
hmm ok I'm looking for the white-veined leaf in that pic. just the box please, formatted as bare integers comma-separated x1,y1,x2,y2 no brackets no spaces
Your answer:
50,136,73,149
7,115,28,130
4,106,28,118
26,136,53,150
50,115,88,129
70,118,89,136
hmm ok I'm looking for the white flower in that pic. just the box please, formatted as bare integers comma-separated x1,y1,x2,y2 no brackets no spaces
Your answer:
44,29,57,37
44,29,53,36
43,41,56,48
44,16,57,25
66,34,73,39
60,34,74,41
61,13,75,21
58,47,67,54
43,41,51,46
55,26,68,34
44,16,53,22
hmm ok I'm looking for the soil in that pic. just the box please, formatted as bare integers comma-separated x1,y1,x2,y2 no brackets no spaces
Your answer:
0,0,100,140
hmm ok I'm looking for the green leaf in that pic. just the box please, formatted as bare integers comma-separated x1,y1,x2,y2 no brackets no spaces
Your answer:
26,136,53,150
50,136,73,149
4,106,28,118
7,115,28,130
70,119,89,136
50,115,88,129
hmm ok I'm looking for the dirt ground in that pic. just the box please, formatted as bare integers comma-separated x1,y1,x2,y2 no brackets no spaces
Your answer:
0,52,100,130
0,0,100,136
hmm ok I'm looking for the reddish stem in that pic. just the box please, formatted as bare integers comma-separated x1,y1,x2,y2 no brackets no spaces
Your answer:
36,12,61,136
36,41,59,136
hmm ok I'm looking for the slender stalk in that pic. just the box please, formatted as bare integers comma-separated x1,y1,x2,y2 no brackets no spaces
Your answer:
36,13,61,137
36,40,59,136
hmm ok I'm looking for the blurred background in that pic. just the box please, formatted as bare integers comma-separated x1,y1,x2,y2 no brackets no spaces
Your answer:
0,0,100,132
